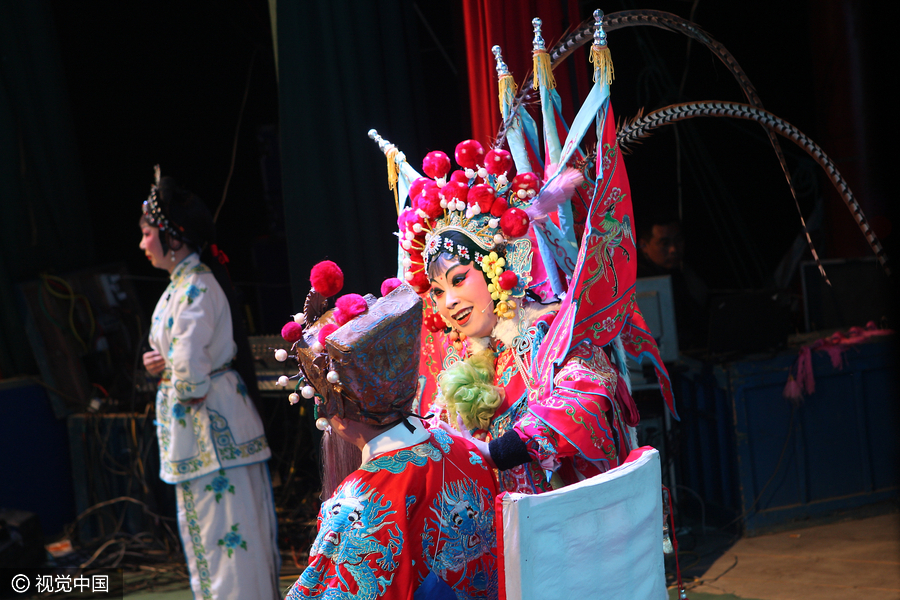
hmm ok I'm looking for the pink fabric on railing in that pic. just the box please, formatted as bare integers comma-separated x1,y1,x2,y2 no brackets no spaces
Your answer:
783,321,893,401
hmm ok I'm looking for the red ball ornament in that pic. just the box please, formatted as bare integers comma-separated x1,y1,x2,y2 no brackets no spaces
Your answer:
418,193,443,220
440,180,468,204
467,184,495,213
500,207,530,237
398,208,414,229
409,177,430,201
380,277,402,296
398,209,425,240
449,170,469,184
334,293,368,325
281,321,303,343
408,270,430,294
454,139,485,170
490,198,508,217
310,260,344,297
512,172,540,193
423,151,451,179
484,148,513,176
317,323,338,345
498,270,519,291
420,179,440,199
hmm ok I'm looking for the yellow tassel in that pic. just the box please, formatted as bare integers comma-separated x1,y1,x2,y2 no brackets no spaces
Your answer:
590,45,615,85
532,49,556,90
498,73,517,114
386,147,400,215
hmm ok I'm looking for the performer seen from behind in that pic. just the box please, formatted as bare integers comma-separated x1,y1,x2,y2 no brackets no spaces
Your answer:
280,267,499,599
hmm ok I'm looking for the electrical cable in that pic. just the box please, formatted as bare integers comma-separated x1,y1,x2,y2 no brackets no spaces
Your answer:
41,274,96,350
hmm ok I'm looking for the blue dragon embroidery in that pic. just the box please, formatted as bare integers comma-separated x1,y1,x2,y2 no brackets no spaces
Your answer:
421,479,497,597
292,479,403,599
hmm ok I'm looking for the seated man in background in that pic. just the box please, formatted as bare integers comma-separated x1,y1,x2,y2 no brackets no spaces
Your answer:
285,280,499,599
636,211,709,351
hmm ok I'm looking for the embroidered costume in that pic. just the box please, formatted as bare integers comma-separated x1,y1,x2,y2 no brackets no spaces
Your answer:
151,254,271,481
276,275,499,599
483,308,638,493
286,420,498,599
143,172,280,600
369,16,672,496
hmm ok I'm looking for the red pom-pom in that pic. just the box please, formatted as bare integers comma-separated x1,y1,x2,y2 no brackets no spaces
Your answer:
511,172,540,194
397,208,415,229
409,177,430,201
440,180,468,204
334,293,368,325
381,277,402,296
310,260,343,297
467,184,495,213
454,140,485,169
498,271,519,291
500,207,530,237
423,310,446,333
318,323,338,345
484,149,513,176
398,210,425,242
419,179,440,200
281,321,303,343
407,270,430,294
423,151,451,179
490,198,508,217
418,193,443,220
449,170,470,184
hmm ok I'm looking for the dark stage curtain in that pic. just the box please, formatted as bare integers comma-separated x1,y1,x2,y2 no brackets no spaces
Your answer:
274,0,456,304
0,2,93,378
462,0,590,144
274,0,593,306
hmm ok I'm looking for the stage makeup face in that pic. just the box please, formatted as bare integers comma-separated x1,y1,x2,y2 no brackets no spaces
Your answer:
430,258,497,339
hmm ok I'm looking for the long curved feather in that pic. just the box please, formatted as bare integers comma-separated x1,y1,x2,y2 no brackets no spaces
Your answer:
616,101,890,275
495,10,830,282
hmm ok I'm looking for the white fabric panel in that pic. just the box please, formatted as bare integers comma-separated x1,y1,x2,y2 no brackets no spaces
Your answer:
501,447,666,600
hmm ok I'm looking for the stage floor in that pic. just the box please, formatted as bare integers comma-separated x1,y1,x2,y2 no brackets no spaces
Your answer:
120,510,899,600
683,510,900,600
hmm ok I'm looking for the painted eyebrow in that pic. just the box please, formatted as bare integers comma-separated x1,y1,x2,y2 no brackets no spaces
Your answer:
429,262,466,284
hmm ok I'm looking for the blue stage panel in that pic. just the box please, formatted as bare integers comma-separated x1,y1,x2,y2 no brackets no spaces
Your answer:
678,335,898,535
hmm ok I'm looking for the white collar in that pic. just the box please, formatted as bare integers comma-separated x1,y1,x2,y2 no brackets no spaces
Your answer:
361,418,430,464
169,252,201,282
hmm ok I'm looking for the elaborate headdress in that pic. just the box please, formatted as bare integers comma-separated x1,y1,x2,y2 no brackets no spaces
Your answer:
275,261,423,427
372,12,680,419
377,133,570,321
141,165,212,254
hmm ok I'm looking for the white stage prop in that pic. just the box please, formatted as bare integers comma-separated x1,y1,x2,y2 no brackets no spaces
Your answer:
498,447,667,600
